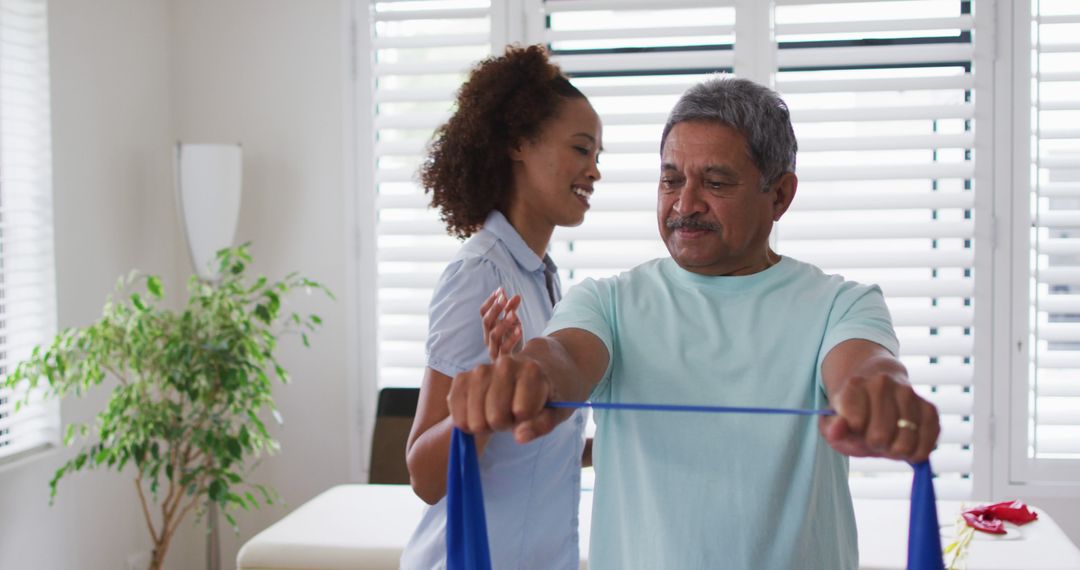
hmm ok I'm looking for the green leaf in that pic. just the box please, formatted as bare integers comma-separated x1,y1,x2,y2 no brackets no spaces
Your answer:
266,291,280,317
247,276,268,293
209,479,225,502
228,491,246,509
146,275,163,299
254,305,271,324
131,294,146,311
226,439,243,460
255,484,275,505
247,412,271,439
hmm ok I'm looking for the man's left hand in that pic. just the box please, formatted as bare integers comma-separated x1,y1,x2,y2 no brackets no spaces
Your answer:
820,340,940,464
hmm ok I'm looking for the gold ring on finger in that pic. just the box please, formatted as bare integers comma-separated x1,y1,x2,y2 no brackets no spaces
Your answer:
896,418,918,432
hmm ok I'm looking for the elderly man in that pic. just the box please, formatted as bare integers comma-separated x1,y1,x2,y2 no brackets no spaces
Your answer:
451,77,940,569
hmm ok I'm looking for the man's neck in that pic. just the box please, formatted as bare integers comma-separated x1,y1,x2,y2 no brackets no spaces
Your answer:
681,249,781,277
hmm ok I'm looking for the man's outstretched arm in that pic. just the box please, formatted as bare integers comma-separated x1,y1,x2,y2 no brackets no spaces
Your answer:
447,328,609,444
819,338,940,463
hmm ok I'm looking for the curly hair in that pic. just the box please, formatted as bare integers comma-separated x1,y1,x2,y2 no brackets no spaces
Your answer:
420,44,584,239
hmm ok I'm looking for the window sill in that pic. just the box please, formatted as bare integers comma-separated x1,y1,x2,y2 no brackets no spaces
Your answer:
0,442,60,476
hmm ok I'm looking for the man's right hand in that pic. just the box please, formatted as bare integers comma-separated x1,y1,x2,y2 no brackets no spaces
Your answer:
447,353,572,444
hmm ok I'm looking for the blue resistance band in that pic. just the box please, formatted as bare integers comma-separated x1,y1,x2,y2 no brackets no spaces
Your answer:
446,428,491,570
447,403,944,570
548,400,837,416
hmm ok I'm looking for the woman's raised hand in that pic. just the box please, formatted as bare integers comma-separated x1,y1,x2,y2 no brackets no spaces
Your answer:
480,287,523,362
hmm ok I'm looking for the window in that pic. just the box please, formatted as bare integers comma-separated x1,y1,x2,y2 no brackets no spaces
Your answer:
370,0,493,389
360,0,1002,498
774,0,979,499
544,2,736,300
0,0,59,464
1012,0,1080,484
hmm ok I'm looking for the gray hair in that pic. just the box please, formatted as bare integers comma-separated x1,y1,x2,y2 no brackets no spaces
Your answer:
660,76,797,189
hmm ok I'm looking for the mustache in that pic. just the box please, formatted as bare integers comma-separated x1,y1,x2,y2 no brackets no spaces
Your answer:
665,216,721,232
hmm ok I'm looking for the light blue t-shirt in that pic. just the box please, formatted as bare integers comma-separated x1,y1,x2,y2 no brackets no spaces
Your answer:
544,256,898,570
401,210,587,570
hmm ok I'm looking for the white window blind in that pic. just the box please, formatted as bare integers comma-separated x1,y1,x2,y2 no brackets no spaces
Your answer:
1025,0,1080,476
774,0,980,500
545,1,736,289
372,0,493,388
0,0,58,464
366,0,986,500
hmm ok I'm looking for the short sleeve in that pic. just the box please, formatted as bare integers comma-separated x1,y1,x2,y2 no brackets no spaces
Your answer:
543,278,615,401
818,282,900,371
426,257,503,377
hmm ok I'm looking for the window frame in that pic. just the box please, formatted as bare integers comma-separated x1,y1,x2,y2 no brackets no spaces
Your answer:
353,0,1080,498
0,0,60,469
996,0,1080,495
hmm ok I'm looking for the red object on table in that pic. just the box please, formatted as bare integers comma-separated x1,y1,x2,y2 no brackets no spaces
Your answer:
962,500,1039,534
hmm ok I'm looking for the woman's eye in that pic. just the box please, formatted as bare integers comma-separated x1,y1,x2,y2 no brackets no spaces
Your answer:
574,146,589,155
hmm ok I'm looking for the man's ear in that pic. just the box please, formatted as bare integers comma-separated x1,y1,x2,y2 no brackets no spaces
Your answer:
771,172,798,222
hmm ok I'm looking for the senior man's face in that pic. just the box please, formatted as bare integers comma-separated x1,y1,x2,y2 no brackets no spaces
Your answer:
657,120,795,276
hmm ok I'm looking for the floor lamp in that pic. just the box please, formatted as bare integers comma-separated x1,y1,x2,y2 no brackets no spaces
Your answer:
175,142,243,570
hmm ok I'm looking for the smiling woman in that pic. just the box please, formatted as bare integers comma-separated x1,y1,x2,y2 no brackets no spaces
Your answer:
399,45,601,570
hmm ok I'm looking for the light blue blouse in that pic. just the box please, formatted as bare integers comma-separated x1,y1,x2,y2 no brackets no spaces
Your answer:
400,210,587,570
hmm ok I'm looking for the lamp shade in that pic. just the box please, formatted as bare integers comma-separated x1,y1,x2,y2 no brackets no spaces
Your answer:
176,143,242,280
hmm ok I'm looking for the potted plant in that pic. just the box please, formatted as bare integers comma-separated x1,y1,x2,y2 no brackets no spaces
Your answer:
2,245,332,570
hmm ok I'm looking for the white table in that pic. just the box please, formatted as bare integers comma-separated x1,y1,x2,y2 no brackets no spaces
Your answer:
237,484,1080,570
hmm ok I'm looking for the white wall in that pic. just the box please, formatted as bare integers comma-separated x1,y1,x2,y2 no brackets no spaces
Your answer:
0,1,361,568
170,0,358,566
0,0,198,568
